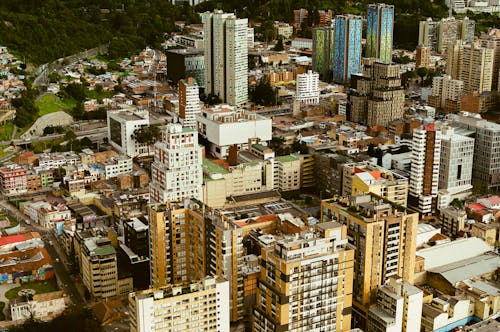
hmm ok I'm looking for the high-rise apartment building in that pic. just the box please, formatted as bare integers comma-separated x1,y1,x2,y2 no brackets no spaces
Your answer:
419,17,475,53
409,124,442,214
367,277,423,332
416,45,431,69
205,214,245,322
149,124,203,203
178,77,201,129
450,115,500,191
129,277,230,332
148,201,206,288
295,70,320,105
459,44,494,94
202,11,248,106
428,75,464,112
253,222,355,332
333,15,362,83
148,200,246,322
418,18,439,53
320,194,418,328
348,59,404,126
366,3,394,63
479,28,500,91
312,26,335,81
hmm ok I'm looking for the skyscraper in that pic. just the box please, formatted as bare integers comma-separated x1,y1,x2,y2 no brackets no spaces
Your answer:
366,3,394,63
409,124,442,214
202,10,248,106
253,222,355,332
178,77,201,129
312,25,335,81
149,124,203,203
333,15,362,83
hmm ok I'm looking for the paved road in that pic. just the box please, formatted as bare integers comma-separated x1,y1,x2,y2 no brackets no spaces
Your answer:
0,127,108,147
0,200,86,306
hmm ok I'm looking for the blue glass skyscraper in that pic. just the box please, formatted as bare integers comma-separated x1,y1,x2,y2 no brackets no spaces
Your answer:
333,15,362,83
366,3,394,63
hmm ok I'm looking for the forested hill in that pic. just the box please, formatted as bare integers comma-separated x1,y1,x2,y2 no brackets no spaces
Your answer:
1,0,495,67
0,0,200,65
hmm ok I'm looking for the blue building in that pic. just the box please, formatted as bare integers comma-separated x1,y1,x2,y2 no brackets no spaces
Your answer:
333,15,362,83
366,3,394,63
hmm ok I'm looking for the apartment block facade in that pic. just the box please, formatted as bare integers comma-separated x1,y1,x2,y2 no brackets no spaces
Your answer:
178,77,201,129
320,194,418,328
295,70,320,105
409,124,442,214
149,124,203,203
129,277,230,332
253,222,355,332
367,277,423,332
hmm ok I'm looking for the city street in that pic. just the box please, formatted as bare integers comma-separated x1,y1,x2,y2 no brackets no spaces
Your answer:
0,200,86,306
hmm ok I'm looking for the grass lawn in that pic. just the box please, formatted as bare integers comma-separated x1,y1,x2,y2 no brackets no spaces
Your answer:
0,121,15,141
85,88,114,100
5,279,59,300
35,93,76,116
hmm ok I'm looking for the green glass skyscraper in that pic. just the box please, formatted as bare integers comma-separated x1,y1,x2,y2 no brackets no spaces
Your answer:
312,26,335,81
366,3,394,63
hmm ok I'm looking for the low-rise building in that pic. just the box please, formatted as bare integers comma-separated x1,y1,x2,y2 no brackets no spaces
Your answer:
421,296,475,332
102,155,133,179
10,291,69,322
197,105,272,158
0,165,27,195
107,109,150,157
367,277,423,332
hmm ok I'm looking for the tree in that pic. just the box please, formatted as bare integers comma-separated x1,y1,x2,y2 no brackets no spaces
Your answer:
274,37,284,51
417,67,429,84
132,125,161,147
64,130,77,141
251,78,277,106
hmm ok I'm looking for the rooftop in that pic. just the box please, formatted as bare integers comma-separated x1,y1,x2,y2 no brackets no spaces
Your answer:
428,253,500,285
417,237,492,270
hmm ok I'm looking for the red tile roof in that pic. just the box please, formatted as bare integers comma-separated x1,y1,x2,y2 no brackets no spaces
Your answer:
0,234,26,247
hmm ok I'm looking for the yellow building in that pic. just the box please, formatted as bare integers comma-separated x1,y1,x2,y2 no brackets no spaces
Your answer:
274,155,301,191
129,277,230,332
320,194,418,328
345,163,409,207
253,222,355,332
148,201,206,288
